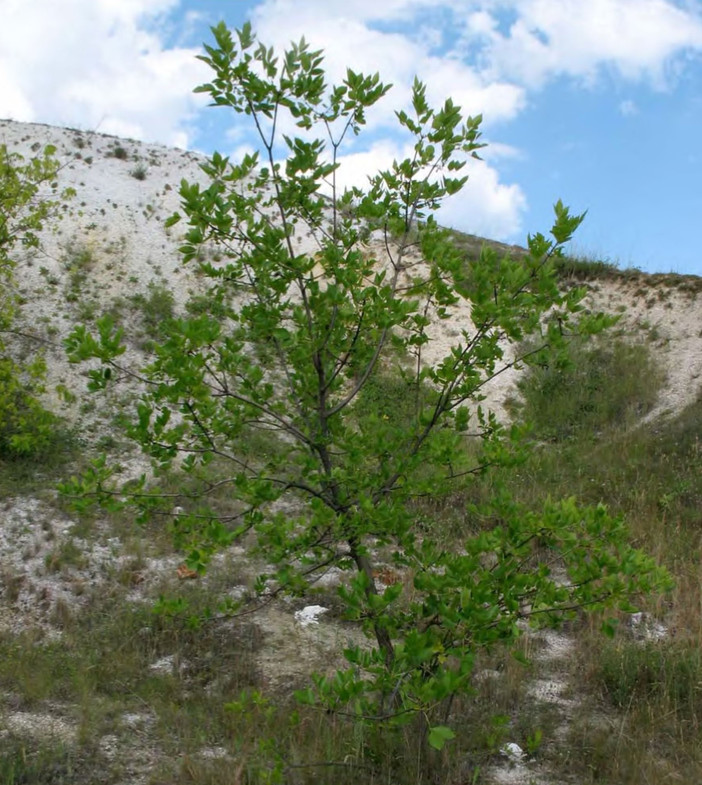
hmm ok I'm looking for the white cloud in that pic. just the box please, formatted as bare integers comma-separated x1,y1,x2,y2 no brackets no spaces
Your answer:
619,98,639,115
437,157,527,240
328,140,407,193
0,0,208,146
250,2,526,129
481,141,524,161
0,62,32,121
252,0,450,26
251,0,702,97
240,0,701,244
463,0,702,88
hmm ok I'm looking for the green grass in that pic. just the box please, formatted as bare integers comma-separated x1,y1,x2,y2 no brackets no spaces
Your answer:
557,633,702,784
596,640,702,719
509,337,663,443
0,578,266,780
0,738,90,785
485,333,702,785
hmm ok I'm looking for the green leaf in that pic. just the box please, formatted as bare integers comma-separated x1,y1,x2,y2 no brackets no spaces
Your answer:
428,725,455,750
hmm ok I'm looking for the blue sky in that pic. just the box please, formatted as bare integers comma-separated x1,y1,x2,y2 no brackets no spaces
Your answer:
2,0,702,274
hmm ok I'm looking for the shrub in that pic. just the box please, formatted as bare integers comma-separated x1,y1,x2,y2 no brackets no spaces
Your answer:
130,162,148,180
0,356,58,458
0,144,73,459
130,282,175,336
64,22,670,762
512,338,663,442
109,145,129,160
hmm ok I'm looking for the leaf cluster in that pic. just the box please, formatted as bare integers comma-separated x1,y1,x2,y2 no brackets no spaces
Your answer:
0,144,73,457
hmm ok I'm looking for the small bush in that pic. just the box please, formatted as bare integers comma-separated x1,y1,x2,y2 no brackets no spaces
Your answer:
185,292,232,320
353,369,421,430
0,356,59,459
512,338,663,442
553,254,634,281
130,163,148,180
63,242,96,294
109,145,129,160
130,282,176,340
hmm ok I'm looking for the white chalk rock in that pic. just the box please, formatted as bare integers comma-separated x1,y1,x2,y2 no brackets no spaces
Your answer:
294,605,329,627
501,742,526,763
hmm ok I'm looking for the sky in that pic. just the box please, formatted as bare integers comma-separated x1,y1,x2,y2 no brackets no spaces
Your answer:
2,0,702,275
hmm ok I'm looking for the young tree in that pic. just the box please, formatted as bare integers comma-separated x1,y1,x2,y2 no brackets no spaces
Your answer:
0,143,73,456
64,22,669,743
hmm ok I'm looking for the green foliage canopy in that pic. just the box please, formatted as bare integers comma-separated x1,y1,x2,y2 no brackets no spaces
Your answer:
0,144,73,457
63,22,670,743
